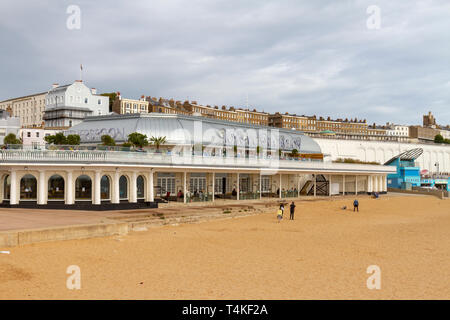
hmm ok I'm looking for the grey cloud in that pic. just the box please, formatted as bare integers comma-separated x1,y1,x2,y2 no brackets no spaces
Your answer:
0,0,449,125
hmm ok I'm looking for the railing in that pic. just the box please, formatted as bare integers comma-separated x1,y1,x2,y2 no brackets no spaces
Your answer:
0,149,396,173
186,193,213,202
5,144,132,152
0,150,108,162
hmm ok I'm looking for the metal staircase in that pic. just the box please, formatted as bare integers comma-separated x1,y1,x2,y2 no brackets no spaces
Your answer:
300,174,330,196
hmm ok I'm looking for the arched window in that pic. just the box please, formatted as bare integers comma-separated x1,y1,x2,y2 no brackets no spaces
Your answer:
75,175,92,200
137,175,145,199
48,175,65,200
119,175,128,200
3,175,10,201
20,174,37,200
100,175,110,200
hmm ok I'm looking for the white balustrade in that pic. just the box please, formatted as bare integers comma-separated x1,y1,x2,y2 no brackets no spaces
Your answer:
0,150,396,174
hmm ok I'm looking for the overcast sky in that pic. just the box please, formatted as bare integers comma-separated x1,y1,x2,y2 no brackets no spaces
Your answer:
1,0,449,125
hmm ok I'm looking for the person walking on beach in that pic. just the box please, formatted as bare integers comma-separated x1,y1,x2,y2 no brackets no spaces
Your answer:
353,199,359,212
289,201,296,220
279,203,285,217
277,207,283,223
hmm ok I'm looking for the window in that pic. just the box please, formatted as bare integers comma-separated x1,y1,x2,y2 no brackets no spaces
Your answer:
20,174,37,200
75,175,92,200
36,132,39,138
3,175,10,200
119,175,129,200
137,176,145,199
98,99,101,104
100,176,111,200
27,132,31,138
157,177,175,195
48,175,64,200
84,98,88,104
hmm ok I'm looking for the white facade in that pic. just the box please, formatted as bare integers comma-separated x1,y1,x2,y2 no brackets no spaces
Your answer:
0,148,394,205
44,81,109,128
315,138,450,173
20,128,58,147
0,111,21,145
386,124,409,137
439,129,450,140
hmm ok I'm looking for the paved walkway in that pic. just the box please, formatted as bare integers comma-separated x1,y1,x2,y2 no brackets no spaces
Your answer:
0,208,123,232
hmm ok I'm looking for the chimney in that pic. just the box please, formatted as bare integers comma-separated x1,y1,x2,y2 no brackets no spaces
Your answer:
91,88,97,94
117,92,121,99
52,83,59,89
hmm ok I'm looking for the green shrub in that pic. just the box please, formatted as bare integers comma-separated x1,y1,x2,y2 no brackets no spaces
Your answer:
3,133,21,145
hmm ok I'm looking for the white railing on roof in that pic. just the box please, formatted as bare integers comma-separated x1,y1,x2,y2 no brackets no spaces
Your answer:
0,149,396,173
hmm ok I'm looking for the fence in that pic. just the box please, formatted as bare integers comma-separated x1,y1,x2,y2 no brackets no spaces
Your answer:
0,149,395,173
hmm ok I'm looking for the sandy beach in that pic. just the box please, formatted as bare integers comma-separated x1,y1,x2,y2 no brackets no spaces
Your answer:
0,194,449,299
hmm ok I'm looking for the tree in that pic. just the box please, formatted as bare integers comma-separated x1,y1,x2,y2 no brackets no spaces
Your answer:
101,134,116,146
290,149,299,157
3,133,21,145
66,134,81,145
149,136,167,151
434,134,444,143
44,135,54,144
100,92,117,113
127,132,148,148
44,132,67,145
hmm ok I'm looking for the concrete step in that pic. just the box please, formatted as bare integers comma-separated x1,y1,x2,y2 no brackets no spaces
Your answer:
128,208,263,230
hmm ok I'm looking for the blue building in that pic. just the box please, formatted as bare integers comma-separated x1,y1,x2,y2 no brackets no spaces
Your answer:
385,148,422,190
